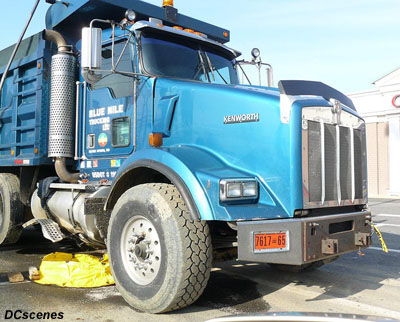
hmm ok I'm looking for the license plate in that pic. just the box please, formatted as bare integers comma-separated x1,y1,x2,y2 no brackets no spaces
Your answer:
254,231,289,253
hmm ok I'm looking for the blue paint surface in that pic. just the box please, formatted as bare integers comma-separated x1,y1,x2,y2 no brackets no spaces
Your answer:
0,1,365,222
0,32,53,166
45,0,230,44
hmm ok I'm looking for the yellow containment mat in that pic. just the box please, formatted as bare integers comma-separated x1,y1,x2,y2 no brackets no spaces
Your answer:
34,252,115,288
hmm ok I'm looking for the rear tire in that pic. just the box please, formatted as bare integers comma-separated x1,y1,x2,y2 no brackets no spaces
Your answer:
0,173,24,245
107,183,212,313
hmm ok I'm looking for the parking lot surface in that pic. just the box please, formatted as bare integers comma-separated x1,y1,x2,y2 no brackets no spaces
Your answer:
1,198,399,321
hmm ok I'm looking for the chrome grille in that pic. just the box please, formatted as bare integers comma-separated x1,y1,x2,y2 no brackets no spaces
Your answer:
302,105,367,209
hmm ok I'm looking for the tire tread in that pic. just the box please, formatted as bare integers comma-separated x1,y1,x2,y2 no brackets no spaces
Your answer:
0,173,23,245
146,183,211,312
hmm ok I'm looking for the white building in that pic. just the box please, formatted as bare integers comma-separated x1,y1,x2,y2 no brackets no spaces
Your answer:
348,68,400,197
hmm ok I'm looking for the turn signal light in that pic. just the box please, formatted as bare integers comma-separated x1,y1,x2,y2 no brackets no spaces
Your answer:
163,0,173,7
149,133,163,147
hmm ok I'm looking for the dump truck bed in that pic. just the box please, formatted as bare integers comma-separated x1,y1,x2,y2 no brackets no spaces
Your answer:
0,32,53,166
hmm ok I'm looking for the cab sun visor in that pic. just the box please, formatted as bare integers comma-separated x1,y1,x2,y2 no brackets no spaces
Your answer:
278,80,356,111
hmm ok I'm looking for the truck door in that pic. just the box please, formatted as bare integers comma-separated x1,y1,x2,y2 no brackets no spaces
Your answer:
81,38,135,182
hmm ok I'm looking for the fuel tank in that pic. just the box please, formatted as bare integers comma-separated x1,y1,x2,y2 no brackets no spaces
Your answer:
31,185,110,245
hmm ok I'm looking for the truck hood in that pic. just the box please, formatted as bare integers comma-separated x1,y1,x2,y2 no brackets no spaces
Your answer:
153,78,302,220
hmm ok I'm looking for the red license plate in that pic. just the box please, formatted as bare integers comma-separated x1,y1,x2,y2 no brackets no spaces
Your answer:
254,232,288,251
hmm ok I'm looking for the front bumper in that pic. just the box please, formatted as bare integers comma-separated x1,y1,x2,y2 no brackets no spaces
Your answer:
237,210,371,265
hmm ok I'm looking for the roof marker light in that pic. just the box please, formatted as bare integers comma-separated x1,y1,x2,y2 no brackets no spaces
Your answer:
163,0,173,7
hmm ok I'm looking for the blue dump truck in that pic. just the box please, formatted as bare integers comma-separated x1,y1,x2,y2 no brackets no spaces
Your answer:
0,0,371,313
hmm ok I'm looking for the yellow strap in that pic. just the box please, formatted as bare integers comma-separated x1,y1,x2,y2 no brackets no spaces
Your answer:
372,224,388,253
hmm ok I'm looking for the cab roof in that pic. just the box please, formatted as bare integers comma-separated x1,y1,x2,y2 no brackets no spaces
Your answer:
46,0,231,44
132,21,241,58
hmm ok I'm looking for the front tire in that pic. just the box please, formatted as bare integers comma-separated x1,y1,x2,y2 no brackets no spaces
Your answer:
107,183,212,313
0,173,24,245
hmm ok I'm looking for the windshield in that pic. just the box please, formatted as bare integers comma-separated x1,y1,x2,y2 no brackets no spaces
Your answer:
140,31,239,85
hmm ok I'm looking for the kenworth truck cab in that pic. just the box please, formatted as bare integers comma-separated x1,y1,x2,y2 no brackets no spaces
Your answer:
0,0,371,313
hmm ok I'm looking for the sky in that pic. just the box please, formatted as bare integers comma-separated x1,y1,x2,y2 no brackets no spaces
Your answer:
1,0,400,93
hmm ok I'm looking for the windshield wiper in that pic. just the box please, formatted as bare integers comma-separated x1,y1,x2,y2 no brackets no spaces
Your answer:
204,52,215,82
198,51,210,82
192,51,210,82
204,52,228,85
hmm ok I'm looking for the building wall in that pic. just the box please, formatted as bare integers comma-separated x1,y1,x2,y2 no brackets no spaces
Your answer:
348,68,400,197
388,117,400,194
366,122,389,197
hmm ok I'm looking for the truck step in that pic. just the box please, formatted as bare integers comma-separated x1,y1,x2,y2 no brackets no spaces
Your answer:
23,219,64,243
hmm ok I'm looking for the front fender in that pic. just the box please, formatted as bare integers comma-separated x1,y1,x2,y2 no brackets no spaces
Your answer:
105,147,217,220
106,146,288,221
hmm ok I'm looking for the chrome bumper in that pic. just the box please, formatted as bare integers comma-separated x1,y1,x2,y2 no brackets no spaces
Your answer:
237,211,371,265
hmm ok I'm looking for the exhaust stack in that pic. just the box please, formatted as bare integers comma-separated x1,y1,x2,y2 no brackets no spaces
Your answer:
44,30,80,183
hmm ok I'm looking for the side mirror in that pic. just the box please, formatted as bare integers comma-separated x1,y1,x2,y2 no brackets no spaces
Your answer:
81,27,102,70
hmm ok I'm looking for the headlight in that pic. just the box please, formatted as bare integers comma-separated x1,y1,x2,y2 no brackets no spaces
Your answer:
243,181,258,197
227,183,242,198
220,179,259,202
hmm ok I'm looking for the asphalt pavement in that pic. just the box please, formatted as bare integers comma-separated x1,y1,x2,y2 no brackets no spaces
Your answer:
0,199,399,321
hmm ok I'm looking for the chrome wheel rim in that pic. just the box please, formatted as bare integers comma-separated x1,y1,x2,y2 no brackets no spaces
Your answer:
120,215,162,285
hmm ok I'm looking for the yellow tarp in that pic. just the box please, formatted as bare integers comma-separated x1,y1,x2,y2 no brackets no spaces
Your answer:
34,252,115,288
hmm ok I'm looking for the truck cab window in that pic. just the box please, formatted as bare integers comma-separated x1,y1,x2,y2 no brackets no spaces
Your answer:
92,40,134,98
112,117,130,147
